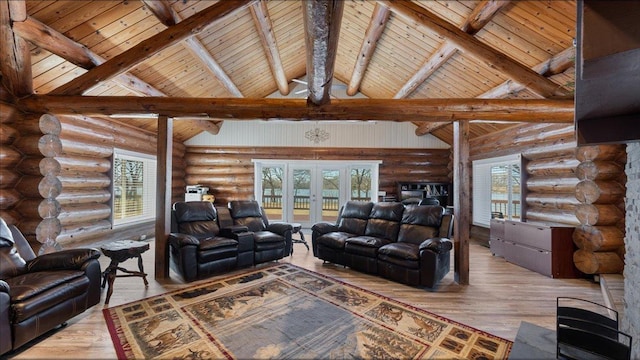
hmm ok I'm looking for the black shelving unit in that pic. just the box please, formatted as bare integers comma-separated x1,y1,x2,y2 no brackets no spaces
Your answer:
397,182,452,206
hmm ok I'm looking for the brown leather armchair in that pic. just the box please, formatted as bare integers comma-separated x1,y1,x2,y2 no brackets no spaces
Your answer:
0,217,102,356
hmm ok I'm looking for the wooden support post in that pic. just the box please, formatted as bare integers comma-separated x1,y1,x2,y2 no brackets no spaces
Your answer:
453,120,470,284
155,115,172,280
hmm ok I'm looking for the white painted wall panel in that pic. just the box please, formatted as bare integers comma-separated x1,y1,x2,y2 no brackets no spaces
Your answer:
185,120,449,148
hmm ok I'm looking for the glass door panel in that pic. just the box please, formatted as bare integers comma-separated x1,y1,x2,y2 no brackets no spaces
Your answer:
321,169,341,223
350,167,372,201
261,166,284,220
292,169,312,223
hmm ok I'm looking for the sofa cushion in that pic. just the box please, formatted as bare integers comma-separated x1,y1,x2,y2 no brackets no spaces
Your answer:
229,201,267,232
253,231,284,244
378,242,420,261
345,236,392,258
174,201,220,239
337,201,374,235
198,237,238,251
316,232,354,249
364,202,404,241
397,205,444,245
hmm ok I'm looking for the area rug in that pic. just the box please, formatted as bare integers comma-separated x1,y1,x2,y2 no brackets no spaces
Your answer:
103,263,512,359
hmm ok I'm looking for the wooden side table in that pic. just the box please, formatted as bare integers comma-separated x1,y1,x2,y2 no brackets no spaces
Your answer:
100,240,150,304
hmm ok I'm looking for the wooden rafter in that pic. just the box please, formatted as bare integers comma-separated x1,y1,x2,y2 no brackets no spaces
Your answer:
303,0,345,105
50,0,252,96
11,14,225,133
250,0,289,95
347,3,390,96
396,0,511,101
140,0,176,27
0,0,32,97
382,0,567,98
415,46,575,135
18,96,574,123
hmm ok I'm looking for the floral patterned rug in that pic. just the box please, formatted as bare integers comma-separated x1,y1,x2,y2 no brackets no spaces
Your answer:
103,263,511,359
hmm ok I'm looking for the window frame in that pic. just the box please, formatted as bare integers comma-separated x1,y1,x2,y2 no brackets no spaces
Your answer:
111,149,157,227
472,154,522,227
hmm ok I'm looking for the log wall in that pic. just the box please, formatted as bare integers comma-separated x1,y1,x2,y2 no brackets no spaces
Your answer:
1,109,186,248
471,123,626,274
184,146,452,206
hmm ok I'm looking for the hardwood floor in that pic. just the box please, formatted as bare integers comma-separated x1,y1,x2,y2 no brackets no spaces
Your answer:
6,233,603,359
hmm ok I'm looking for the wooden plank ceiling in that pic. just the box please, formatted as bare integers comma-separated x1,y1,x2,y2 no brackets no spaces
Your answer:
4,0,576,144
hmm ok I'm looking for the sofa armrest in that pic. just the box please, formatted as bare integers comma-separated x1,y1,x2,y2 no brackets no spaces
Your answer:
0,280,8,294
311,222,338,235
26,248,101,272
169,233,200,248
419,237,453,254
0,280,10,356
266,222,293,236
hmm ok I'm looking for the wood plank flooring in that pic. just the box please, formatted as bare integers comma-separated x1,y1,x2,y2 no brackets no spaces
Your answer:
6,233,604,359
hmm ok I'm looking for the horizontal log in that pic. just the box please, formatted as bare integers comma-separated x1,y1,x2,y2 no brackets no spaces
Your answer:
185,175,254,188
16,156,47,176
0,168,20,188
39,157,62,177
36,217,62,244
57,155,111,173
15,175,44,197
39,174,62,199
56,189,111,205
0,188,21,210
0,209,20,225
525,207,579,226
14,198,43,219
184,166,255,175
575,180,625,204
575,204,623,226
0,102,21,124
57,220,112,244
59,117,115,144
0,145,23,167
38,198,61,218
576,144,626,162
38,134,63,157
60,138,113,158
58,173,111,189
573,249,623,274
0,124,18,144
525,156,579,177
576,161,624,181
526,177,580,193
11,135,43,156
526,193,580,210
573,225,625,252
58,203,111,225
19,96,576,123
187,146,451,158
17,114,61,135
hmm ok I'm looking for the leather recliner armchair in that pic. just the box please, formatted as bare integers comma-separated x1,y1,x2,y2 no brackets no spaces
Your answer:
228,200,293,264
169,201,254,282
0,217,102,356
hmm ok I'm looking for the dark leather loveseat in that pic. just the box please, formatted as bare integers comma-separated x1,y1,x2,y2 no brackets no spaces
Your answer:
311,201,453,288
0,217,102,356
169,201,292,282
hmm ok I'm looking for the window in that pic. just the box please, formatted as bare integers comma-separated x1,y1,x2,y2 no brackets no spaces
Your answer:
112,149,157,226
472,154,521,227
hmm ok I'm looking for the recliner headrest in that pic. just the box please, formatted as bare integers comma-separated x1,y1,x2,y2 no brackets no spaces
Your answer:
229,200,262,218
173,201,217,223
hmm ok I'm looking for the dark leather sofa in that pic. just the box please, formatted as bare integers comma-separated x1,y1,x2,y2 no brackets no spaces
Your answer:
169,201,292,282
0,217,102,356
311,201,454,288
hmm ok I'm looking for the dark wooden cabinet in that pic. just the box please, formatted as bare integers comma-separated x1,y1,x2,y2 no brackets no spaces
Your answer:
490,219,582,278
397,182,452,206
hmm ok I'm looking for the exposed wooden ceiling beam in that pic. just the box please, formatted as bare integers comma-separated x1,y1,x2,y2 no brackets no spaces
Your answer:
0,0,32,97
347,3,390,96
171,5,243,97
250,1,289,95
381,0,567,98
303,0,344,105
397,0,510,100
140,0,176,27
175,118,222,135
462,0,511,35
414,45,575,135
18,96,574,123
50,0,252,96
394,41,457,99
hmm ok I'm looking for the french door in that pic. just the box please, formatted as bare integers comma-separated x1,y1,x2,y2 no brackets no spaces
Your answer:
254,160,380,228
